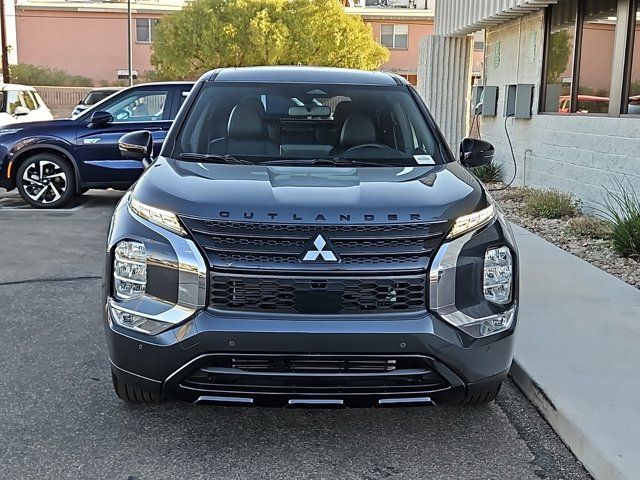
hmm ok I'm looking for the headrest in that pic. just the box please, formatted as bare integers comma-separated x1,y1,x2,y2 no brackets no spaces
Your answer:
227,103,265,140
339,112,377,148
333,101,354,126
241,96,265,117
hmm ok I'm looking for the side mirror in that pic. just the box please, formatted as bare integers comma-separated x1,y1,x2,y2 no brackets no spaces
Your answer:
90,110,113,127
119,130,153,168
14,106,30,117
460,138,495,168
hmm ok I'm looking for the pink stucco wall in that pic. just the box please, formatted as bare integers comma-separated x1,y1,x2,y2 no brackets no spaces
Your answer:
16,9,161,82
15,9,433,83
367,20,434,75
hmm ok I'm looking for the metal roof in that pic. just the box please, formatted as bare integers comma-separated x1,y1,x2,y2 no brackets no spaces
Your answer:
206,66,404,86
435,0,558,36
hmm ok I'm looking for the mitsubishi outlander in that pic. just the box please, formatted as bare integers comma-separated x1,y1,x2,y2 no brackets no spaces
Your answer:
104,67,518,407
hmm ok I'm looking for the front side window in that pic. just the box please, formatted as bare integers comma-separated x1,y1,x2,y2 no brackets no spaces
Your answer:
102,90,168,122
380,24,409,49
171,82,443,166
136,18,159,43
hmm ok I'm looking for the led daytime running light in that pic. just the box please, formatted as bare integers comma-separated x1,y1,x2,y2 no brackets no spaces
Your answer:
447,204,496,239
129,196,186,236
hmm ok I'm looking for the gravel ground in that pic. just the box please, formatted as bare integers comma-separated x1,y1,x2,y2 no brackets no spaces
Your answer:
490,185,640,289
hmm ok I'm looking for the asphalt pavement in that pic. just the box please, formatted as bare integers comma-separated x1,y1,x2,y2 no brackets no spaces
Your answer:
0,190,591,480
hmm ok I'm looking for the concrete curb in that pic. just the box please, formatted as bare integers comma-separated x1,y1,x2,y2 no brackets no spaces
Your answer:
510,360,624,480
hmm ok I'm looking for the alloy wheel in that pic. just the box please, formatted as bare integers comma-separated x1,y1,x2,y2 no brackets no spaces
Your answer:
21,160,68,205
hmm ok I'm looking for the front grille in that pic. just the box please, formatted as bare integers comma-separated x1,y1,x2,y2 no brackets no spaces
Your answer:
210,273,427,314
179,354,450,396
180,217,450,272
231,357,400,373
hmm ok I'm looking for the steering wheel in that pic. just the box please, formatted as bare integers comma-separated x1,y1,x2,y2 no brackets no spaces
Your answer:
343,143,392,153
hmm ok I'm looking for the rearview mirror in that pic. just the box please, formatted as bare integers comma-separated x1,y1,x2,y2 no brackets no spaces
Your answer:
119,130,153,168
459,138,495,168
90,110,113,127
13,106,30,117
288,105,331,117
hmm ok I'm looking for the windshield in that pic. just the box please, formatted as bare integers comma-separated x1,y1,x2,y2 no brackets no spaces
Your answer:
170,82,444,166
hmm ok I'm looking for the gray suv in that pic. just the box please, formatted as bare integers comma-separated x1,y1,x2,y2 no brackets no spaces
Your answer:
104,66,518,407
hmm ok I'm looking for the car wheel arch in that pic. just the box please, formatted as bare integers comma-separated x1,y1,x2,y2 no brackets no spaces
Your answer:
11,144,81,192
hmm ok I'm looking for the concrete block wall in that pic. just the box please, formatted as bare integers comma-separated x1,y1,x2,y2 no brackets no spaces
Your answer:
417,35,472,151
479,12,640,211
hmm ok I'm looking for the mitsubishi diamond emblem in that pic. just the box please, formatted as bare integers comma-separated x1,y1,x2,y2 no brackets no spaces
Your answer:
302,234,338,262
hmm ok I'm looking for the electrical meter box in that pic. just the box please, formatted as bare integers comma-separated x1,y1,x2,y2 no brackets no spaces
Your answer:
504,84,534,119
481,86,499,116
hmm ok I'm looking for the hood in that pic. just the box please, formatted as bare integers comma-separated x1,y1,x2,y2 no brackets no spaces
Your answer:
2,118,76,132
133,157,487,224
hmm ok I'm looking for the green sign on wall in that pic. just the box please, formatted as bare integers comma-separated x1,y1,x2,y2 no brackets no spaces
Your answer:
494,41,501,68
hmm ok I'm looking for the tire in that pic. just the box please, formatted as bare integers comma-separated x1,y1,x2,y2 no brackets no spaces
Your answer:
111,371,162,405
459,382,502,405
15,153,75,208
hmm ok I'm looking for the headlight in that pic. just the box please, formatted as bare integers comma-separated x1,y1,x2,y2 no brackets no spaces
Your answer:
447,204,496,239
129,196,186,236
113,240,146,300
484,246,513,305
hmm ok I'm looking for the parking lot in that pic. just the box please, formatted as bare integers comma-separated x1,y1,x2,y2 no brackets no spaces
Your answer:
0,189,591,480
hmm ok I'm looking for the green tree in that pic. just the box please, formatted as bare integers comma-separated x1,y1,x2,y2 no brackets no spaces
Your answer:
150,0,389,80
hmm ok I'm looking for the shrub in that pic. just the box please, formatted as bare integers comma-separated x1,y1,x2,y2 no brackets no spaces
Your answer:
567,216,611,239
7,64,93,87
472,162,502,183
601,179,640,259
498,186,534,203
524,189,580,219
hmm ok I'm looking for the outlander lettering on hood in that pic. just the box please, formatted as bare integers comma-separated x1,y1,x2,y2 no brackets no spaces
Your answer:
213,211,423,222
104,66,518,409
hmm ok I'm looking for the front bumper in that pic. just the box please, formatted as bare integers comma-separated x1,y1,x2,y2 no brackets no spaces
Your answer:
106,305,516,406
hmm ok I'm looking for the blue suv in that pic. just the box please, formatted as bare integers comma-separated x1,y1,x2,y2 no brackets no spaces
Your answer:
0,82,193,208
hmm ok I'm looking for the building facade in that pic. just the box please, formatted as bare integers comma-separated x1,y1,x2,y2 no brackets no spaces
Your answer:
429,0,640,210
14,0,182,82
11,0,436,85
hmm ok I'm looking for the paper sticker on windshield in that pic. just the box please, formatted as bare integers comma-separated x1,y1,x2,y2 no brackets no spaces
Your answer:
414,155,435,165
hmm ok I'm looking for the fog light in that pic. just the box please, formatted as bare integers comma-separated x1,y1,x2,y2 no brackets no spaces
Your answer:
113,240,146,300
479,309,515,336
484,246,512,305
109,302,171,335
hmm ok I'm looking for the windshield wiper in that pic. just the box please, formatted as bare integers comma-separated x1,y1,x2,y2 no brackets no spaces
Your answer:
260,158,398,167
179,153,254,165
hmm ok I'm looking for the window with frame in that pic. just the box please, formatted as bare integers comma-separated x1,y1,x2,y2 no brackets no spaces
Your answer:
541,1,640,116
103,90,169,123
627,3,640,114
135,18,159,43
380,24,409,49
